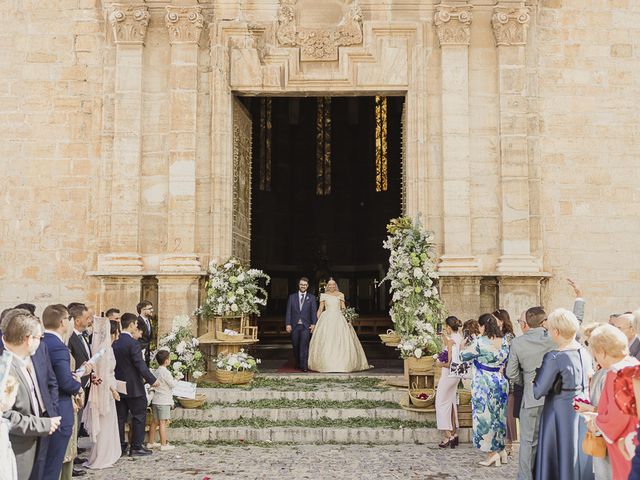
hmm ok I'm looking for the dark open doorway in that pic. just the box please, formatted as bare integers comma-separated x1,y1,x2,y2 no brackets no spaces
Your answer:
241,95,405,371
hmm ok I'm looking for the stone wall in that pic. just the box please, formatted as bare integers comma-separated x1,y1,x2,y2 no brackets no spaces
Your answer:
0,0,638,323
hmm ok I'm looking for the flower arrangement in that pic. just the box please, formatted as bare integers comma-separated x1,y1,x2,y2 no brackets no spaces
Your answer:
382,216,446,358
153,315,205,381
435,349,449,364
343,307,359,324
197,257,270,317
215,349,261,373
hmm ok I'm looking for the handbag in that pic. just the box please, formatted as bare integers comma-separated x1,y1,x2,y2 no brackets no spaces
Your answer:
449,360,472,379
582,431,607,458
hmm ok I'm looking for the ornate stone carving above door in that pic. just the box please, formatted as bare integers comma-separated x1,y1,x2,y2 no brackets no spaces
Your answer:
276,0,363,61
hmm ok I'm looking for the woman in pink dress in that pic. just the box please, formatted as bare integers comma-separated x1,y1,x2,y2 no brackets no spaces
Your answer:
82,316,121,469
435,316,463,448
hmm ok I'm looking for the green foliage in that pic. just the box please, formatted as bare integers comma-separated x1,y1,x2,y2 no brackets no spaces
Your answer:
170,416,435,430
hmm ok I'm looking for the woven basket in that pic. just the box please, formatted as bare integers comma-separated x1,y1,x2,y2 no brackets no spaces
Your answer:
215,369,255,385
458,389,472,405
409,383,435,408
379,329,401,344
177,393,206,409
216,331,244,342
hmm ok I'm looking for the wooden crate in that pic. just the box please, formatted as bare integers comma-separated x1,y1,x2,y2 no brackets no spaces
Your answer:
206,316,247,339
458,403,473,428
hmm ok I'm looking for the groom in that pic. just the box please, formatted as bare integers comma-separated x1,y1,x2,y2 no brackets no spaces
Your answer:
285,277,317,372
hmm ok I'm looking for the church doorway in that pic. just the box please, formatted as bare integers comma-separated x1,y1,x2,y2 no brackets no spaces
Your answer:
238,95,405,370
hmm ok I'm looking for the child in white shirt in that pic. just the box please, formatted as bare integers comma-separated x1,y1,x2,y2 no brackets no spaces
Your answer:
148,350,178,451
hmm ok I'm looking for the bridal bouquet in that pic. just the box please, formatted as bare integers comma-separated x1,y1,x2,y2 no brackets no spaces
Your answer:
215,349,261,373
382,216,445,358
343,307,359,324
197,257,270,317
153,315,205,381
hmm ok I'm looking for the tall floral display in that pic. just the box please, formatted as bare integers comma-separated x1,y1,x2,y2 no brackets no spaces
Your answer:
153,315,205,381
382,216,445,358
197,258,270,318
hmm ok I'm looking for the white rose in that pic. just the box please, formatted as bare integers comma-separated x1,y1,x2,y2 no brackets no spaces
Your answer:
414,348,423,359
231,304,239,312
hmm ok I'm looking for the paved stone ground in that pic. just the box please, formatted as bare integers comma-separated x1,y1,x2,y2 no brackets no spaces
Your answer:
82,444,518,480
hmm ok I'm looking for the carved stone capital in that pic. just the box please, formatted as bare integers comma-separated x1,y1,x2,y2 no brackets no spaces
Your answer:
108,4,150,45
492,6,531,46
165,5,204,44
434,4,472,46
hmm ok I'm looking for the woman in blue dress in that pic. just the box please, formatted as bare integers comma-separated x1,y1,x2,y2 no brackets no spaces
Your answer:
460,313,510,466
533,308,594,480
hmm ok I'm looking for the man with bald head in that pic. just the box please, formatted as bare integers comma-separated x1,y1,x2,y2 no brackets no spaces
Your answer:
610,313,640,359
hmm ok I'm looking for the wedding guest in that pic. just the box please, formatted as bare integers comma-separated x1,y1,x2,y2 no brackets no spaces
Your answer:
14,303,36,315
110,321,121,343
83,316,121,470
507,307,556,480
463,319,480,341
67,303,92,398
1,353,19,480
610,313,640,360
113,313,158,456
42,304,86,480
148,350,178,451
460,313,509,467
3,311,62,480
105,308,121,325
581,325,639,479
1,308,60,480
136,301,154,365
435,316,463,448
494,309,518,457
533,308,594,480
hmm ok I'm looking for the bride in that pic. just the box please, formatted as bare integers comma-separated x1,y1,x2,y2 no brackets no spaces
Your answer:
308,279,371,373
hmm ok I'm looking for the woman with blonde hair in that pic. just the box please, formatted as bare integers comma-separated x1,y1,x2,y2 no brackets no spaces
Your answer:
579,324,639,479
533,308,594,480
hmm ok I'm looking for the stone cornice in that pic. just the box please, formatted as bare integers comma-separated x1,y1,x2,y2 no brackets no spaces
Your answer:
434,4,472,46
165,5,204,44
492,5,531,46
108,3,150,45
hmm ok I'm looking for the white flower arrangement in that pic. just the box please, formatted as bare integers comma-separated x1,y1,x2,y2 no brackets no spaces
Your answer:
196,257,270,317
382,216,445,358
343,307,359,324
215,349,261,373
152,315,205,381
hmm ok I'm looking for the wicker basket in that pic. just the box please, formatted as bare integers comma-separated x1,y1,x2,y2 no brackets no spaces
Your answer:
379,329,401,344
216,331,244,342
215,369,255,385
177,393,206,409
409,384,435,408
458,389,472,405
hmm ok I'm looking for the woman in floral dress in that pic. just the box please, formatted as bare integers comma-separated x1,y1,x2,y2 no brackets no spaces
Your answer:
460,313,510,466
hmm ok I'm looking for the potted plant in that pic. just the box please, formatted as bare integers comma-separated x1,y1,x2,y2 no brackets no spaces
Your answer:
214,349,261,385
196,257,270,339
152,315,206,408
382,216,445,373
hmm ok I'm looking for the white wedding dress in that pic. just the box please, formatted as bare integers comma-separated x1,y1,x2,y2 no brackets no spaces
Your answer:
308,293,370,373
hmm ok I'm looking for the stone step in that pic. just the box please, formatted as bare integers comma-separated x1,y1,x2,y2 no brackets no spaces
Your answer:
197,387,405,403
170,425,472,444
173,406,435,422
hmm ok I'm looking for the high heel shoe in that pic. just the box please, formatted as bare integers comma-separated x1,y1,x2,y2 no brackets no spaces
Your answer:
499,450,508,464
438,438,452,448
450,435,459,448
478,453,501,467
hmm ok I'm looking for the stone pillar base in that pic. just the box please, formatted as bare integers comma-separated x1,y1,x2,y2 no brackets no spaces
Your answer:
159,254,202,273
97,253,144,273
438,256,482,273
498,276,545,329
496,255,540,273
157,275,202,337
439,276,481,321
98,276,142,316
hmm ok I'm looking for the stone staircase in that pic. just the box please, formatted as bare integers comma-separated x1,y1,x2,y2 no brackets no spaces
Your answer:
169,375,472,445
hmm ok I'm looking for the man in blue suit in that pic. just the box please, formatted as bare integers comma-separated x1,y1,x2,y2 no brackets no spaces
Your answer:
113,313,158,456
285,277,318,372
42,304,86,480
1,307,60,480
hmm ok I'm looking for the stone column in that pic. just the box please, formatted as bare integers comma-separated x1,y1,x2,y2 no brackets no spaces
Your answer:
98,276,142,315
434,4,480,272
492,4,539,273
103,3,150,272
157,275,201,337
164,3,204,265
498,276,545,324
439,275,481,321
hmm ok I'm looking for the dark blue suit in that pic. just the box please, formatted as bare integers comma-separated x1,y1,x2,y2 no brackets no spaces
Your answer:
42,332,82,480
285,292,317,371
0,335,58,480
113,332,157,451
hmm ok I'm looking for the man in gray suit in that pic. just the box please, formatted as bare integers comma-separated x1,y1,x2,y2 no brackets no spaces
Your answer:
506,307,556,480
610,313,640,359
2,311,61,480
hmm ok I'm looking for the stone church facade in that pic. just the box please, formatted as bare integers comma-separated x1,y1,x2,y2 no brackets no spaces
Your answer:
1,0,638,334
